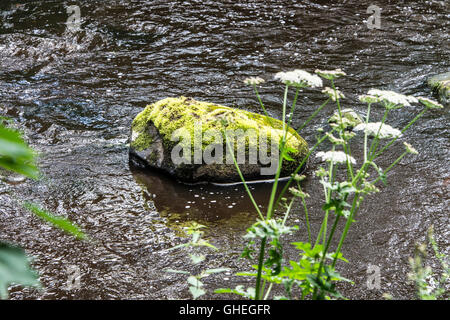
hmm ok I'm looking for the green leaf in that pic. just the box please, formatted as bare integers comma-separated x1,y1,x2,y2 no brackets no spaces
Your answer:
189,254,205,264
189,286,206,299
282,151,295,162
187,276,203,287
214,285,255,299
23,202,87,240
0,242,41,299
164,269,189,274
0,124,39,179
204,268,230,274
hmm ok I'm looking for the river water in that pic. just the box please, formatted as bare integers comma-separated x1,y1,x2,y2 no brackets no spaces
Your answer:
0,0,448,299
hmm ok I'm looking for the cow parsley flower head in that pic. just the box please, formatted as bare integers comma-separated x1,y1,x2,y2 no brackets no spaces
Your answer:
367,89,418,108
316,151,356,164
315,68,346,80
244,76,265,86
359,94,380,104
353,122,402,139
418,97,444,109
404,142,418,155
322,87,345,101
275,69,323,88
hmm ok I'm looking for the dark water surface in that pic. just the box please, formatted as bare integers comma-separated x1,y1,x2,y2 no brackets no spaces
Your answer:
0,0,448,299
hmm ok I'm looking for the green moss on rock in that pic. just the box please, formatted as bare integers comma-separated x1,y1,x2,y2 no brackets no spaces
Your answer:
428,72,450,105
129,97,309,183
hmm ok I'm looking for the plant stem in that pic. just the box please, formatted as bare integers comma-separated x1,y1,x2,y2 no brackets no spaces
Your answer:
364,103,372,163
331,194,360,268
223,132,264,220
301,195,311,243
253,85,270,119
312,213,341,299
298,98,330,132
266,85,289,220
254,237,267,300
373,107,429,159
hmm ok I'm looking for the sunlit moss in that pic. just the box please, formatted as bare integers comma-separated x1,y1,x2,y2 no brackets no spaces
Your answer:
130,97,308,159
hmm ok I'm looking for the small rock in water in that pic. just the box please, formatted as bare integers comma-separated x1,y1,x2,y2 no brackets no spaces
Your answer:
428,72,450,105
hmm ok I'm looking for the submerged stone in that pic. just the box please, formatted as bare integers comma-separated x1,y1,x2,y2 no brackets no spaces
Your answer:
428,72,450,105
129,97,309,183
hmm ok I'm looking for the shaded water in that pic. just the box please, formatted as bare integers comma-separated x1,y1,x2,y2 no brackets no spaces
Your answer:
0,0,448,299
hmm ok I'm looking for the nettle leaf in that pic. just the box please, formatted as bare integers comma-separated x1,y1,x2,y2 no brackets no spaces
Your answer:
215,285,255,299
0,242,41,299
23,202,87,240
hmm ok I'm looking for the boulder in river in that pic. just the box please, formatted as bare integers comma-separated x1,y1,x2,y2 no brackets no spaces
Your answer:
428,72,450,105
129,97,309,183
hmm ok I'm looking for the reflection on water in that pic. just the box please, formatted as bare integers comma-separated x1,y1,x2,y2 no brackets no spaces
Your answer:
131,160,289,222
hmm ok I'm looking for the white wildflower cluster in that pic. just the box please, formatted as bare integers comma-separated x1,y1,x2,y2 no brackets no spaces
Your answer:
353,122,402,139
315,68,346,80
322,87,345,101
316,151,356,164
367,89,418,107
418,97,444,109
358,94,380,104
275,69,323,88
243,76,265,86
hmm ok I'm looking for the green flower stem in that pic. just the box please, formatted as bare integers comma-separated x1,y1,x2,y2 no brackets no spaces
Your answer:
297,98,330,132
254,237,267,300
321,146,336,246
373,106,429,160
263,283,273,300
266,85,289,220
331,80,354,179
312,213,341,299
282,85,289,134
274,126,339,211
253,85,270,119
364,103,372,163
372,151,408,185
282,197,295,227
223,132,264,220
300,192,311,243
351,109,389,186
368,109,389,160
287,88,300,129
331,194,360,269
255,85,290,300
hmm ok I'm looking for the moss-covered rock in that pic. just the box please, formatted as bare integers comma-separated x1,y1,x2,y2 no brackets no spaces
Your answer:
129,97,309,183
428,72,450,105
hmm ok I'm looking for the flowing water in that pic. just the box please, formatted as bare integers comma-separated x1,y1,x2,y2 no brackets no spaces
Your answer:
0,0,448,299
